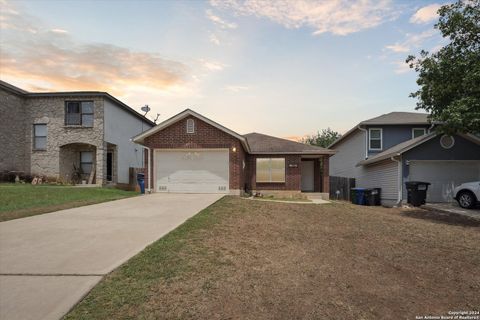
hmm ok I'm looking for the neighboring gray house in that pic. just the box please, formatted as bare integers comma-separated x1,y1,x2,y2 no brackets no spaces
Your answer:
0,80,153,186
329,112,480,206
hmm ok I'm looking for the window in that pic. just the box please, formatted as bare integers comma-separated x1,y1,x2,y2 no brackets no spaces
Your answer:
256,158,285,183
412,128,426,139
369,128,382,150
33,124,47,150
80,151,93,174
186,118,195,133
65,101,94,127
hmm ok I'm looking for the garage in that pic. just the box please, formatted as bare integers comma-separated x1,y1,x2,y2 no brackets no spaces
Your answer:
409,160,480,202
154,149,229,193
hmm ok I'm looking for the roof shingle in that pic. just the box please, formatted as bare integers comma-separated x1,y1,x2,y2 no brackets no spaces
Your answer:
244,132,335,155
361,112,429,125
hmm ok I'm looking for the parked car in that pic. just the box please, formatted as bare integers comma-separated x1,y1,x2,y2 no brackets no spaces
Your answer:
454,181,480,209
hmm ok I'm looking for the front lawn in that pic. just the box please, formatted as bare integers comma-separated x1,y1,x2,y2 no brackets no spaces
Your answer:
65,197,480,319
0,184,137,222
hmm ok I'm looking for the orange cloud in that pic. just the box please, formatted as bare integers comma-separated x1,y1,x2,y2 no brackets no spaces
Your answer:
210,0,399,36
0,1,188,95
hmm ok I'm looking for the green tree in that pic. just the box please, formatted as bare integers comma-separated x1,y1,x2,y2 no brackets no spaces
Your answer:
406,0,480,134
301,128,341,148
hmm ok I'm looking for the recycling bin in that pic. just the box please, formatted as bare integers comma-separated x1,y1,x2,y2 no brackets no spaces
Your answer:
351,188,367,205
137,173,145,194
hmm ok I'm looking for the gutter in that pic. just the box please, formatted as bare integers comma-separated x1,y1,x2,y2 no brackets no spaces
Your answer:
131,140,152,193
357,125,368,159
391,156,403,207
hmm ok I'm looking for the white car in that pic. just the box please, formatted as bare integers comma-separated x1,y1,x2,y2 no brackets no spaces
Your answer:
454,181,480,209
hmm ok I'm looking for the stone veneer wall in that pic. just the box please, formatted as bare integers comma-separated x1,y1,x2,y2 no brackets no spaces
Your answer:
24,96,106,184
0,88,28,173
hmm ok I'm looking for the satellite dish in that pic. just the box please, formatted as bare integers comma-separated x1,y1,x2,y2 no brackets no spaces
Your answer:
141,105,150,114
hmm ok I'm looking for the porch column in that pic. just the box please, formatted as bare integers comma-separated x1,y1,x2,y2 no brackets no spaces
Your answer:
322,156,329,194
96,142,107,185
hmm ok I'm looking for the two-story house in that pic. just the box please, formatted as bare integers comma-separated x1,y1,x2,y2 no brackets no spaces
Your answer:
329,112,480,206
0,80,153,186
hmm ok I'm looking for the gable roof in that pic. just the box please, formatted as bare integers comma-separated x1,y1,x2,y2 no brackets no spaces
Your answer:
0,80,154,126
244,132,335,155
133,109,335,155
361,112,429,125
328,111,431,149
133,109,250,150
357,133,480,166
0,80,29,95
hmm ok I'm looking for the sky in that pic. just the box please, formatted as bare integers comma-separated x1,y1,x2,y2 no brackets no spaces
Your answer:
0,0,447,139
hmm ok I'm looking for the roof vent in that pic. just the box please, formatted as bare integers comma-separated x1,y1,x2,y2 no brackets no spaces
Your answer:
186,118,195,134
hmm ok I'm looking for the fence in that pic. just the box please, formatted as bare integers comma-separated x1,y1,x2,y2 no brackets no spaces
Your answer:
125,167,144,191
329,176,355,201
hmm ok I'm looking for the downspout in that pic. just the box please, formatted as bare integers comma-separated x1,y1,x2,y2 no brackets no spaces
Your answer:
427,122,435,134
131,140,152,193
391,155,402,207
357,125,368,159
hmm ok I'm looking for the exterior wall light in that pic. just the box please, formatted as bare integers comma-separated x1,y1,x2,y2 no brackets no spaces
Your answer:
232,147,237,152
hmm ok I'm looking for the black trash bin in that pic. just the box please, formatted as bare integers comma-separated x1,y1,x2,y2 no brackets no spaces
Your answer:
405,181,430,206
137,173,145,194
365,188,381,206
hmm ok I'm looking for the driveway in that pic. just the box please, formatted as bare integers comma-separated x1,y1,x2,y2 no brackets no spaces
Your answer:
0,193,223,320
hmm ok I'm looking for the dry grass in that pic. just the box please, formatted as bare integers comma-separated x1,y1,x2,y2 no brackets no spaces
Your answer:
65,197,480,320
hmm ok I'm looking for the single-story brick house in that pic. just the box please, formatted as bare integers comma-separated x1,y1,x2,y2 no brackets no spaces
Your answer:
133,109,335,197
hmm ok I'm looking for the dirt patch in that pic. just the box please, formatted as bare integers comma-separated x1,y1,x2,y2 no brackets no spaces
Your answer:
400,207,480,227
67,197,480,320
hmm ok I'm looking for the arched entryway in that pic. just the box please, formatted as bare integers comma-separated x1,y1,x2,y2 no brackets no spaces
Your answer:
59,143,97,184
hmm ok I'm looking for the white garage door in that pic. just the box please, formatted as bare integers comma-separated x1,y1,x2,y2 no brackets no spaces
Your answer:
155,149,229,193
409,160,480,202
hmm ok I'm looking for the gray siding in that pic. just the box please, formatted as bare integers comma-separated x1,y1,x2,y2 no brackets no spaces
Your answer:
104,100,152,184
401,134,480,201
357,159,399,206
366,125,430,156
329,129,366,178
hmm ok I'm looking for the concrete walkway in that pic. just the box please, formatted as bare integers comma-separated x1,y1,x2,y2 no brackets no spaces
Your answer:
0,193,223,320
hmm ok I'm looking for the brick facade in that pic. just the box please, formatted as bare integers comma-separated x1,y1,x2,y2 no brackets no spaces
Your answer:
143,115,246,192
0,89,27,173
142,114,331,195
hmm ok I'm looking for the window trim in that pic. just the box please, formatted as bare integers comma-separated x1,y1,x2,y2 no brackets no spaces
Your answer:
368,128,383,151
412,128,426,139
65,101,94,127
33,124,47,150
80,151,94,175
255,157,286,183
186,118,195,134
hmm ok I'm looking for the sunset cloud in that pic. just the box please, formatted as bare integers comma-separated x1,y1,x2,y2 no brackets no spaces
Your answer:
50,28,68,34
200,59,226,71
206,9,237,29
209,33,221,45
410,3,441,24
225,85,249,92
393,60,411,74
0,1,188,95
385,29,437,53
210,0,398,36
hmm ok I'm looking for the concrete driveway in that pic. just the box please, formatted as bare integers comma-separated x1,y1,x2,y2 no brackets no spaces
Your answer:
0,193,223,320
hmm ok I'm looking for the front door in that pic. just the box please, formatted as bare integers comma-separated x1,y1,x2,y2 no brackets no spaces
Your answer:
107,152,113,182
301,160,315,192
